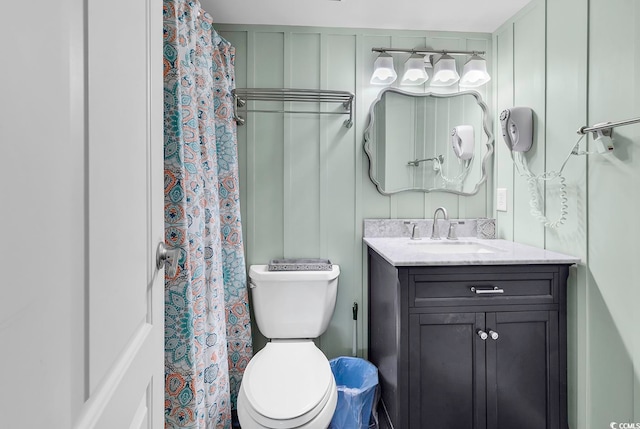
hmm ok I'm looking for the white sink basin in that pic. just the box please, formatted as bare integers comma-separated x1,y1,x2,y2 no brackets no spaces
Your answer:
407,240,501,254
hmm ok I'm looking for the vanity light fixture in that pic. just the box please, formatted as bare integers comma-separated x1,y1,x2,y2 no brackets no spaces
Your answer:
371,48,490,88
400,54,429,86
370,52,397,85
430,54,460,87
460,54,491,88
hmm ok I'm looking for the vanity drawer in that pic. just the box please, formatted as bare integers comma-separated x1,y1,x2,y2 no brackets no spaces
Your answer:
408,267,559,307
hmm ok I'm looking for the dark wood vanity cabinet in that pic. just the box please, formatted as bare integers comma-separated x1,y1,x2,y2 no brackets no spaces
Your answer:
367,248,571,429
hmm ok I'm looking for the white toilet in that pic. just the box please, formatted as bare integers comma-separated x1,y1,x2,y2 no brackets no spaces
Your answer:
237,265,340,429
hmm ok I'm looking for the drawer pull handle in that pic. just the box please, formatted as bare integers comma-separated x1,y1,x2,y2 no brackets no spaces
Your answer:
470,286,504,295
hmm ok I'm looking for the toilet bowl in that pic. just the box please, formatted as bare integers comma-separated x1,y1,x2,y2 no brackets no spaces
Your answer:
237,341,338,428
238,265,340,429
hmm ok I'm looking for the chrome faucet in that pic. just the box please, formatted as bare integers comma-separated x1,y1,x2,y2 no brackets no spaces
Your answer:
430,207,449,240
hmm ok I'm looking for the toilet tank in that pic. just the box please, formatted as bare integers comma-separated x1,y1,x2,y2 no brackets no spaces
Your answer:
248,265,340,339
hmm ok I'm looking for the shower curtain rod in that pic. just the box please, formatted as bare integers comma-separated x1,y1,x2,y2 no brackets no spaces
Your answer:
232,88,355,128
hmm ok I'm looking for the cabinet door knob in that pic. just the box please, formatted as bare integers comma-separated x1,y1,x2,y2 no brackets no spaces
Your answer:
477,330,488,340
489,330,499,340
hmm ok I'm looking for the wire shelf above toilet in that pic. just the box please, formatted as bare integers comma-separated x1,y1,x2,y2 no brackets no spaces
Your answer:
232,88,355,128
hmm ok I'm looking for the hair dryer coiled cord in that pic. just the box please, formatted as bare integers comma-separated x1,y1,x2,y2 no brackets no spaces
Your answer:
512,134,583,229
523,167,568,229
433,157,472,190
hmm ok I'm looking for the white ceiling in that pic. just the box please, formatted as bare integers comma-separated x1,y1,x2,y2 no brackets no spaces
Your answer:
202,0,532,34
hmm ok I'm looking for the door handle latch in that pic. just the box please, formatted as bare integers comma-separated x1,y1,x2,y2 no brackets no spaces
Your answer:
156,242,180,277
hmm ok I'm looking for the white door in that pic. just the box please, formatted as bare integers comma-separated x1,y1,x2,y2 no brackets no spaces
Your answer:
74,0,165,427
0,0,164,427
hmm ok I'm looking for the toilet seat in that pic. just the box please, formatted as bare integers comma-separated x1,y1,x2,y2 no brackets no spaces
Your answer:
241,340,336,428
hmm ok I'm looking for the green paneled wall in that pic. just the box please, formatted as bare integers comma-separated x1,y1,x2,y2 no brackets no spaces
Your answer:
545,0,589,427
494,0,640,427
217,24,493,358
493,20,515,240
588,0,639,426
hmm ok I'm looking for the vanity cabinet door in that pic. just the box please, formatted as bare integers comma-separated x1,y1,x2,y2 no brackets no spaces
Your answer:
408,310,562,429
408,312,487,429
485,311,561,429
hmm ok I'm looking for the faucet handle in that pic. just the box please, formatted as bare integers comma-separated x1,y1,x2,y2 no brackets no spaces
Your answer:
404,221,421,240
447,222,458,240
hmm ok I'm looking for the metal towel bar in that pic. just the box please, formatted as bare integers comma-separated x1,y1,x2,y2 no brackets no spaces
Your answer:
232,88,355,128
577,116,640,135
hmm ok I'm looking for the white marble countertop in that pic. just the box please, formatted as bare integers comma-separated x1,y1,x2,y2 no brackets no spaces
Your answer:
363,237,581,267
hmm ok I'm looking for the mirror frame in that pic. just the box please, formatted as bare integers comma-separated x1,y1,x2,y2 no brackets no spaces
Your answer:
363,88,494,196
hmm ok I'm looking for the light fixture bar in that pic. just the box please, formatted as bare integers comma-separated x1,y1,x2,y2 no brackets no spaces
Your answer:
372,47,486,56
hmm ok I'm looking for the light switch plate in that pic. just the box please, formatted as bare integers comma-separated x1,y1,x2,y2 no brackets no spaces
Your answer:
496,188,507,212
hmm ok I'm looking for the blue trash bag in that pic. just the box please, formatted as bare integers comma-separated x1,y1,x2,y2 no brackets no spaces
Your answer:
329,357,379,429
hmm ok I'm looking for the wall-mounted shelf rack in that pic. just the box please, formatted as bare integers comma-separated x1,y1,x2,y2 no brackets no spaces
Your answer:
371,47,486,56
232,88,355,128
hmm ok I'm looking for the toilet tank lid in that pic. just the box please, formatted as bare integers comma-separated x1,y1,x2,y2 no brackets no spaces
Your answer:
249,264,340,282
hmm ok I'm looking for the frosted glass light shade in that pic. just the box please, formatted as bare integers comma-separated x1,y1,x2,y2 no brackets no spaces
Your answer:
460,55,491,87
400,54,428,86
370,53,397,85
430,54,460,87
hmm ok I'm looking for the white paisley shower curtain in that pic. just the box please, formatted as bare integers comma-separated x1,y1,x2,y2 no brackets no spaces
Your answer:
163,0,252,427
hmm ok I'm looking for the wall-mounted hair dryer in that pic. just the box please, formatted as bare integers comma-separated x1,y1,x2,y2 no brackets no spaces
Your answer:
500,107,533,152
451,125,474,160
500,106,571,229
